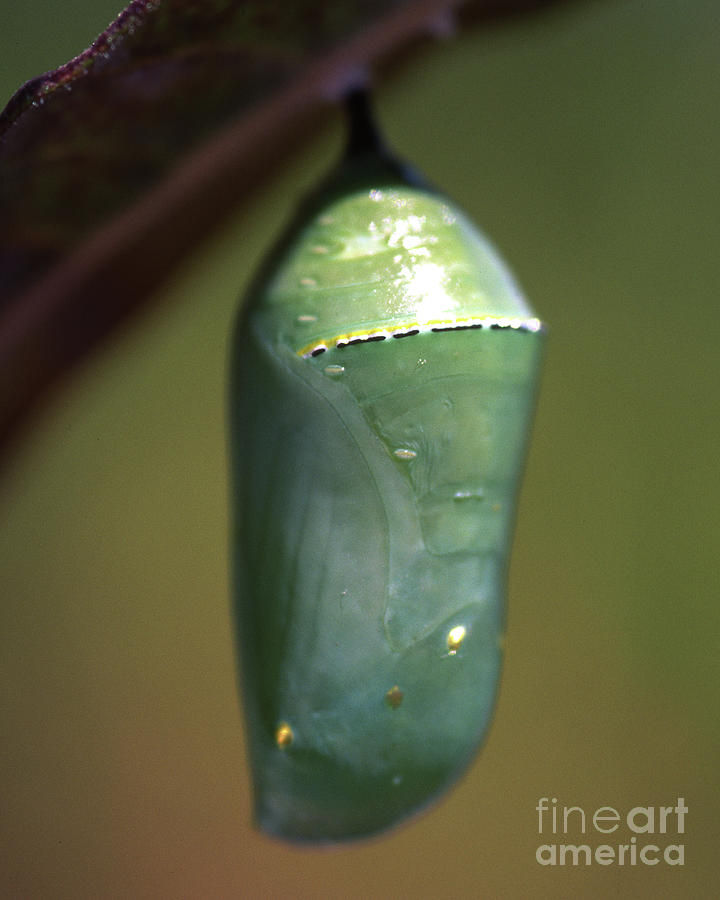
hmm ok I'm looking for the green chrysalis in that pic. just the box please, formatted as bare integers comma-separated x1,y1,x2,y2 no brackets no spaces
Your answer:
230,94,543,843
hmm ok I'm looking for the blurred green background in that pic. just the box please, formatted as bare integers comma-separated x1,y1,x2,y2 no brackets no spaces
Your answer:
1,0,719,897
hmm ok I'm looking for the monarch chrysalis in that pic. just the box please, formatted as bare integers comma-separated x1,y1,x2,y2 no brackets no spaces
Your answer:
230,93,543,843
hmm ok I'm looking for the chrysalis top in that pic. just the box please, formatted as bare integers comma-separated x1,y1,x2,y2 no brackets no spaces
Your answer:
252,185,540,359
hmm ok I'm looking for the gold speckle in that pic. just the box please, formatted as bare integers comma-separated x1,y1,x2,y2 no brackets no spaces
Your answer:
310,245,329,254
447,625,467,655
393,448,417,460
492,503,502,512
385,685,404,710
299,277,317,287
275,722,294,749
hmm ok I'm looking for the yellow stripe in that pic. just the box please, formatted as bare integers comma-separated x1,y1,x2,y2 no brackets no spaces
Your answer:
297,316,543,358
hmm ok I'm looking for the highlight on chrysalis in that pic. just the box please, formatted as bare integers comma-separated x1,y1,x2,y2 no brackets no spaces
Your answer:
229,89,543,844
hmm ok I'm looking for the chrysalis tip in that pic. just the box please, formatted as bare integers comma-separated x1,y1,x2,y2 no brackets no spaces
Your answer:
317,64,371,103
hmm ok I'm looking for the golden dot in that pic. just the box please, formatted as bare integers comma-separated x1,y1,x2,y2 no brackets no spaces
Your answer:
275,722,294,749
385,685,404,710
447,625,467,655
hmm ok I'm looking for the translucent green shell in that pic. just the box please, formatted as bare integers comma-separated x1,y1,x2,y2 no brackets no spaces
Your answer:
230,169,543,843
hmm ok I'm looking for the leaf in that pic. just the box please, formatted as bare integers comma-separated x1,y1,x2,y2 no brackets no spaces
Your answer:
0,0,577,457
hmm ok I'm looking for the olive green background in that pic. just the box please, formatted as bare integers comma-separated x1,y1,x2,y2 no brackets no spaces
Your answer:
1,1,718,897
